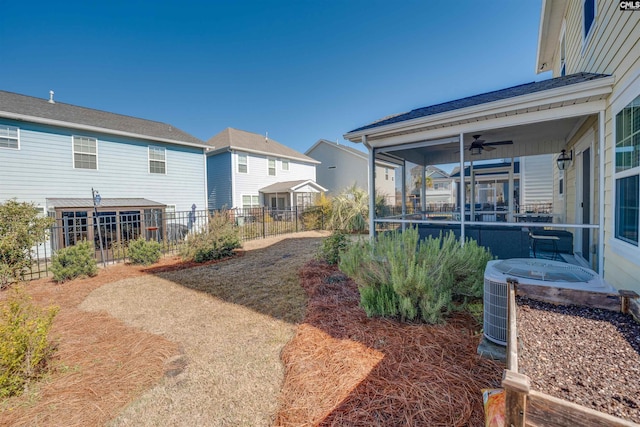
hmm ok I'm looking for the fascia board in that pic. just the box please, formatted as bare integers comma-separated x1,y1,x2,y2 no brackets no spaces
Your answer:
365,98,608,149
0,111,207,149
344,76,614,142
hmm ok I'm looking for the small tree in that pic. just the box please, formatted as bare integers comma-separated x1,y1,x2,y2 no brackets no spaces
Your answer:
0,200,54,288
330,185,369,233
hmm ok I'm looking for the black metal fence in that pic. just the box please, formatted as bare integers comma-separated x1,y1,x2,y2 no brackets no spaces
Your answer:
22,205,327,281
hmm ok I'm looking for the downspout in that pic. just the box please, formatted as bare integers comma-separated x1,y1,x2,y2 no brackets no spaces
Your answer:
598,110,605,277
421,164,426,212
364,135,376,240
459,132,466,245
203,150,208,211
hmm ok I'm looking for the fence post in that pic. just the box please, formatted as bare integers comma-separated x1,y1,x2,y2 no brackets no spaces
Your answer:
295,206,298,232
262,207,266,238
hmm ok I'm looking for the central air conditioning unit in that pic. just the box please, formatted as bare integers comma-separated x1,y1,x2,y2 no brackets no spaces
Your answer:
483,258,616,346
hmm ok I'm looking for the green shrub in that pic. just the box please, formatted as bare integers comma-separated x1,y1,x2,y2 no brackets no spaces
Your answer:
0,200,54,288
318,231,349,265
0,287,58,398
340,228,492,324
180,211,242,263
127,238,162,265
51,240,98,283
302,194,332,230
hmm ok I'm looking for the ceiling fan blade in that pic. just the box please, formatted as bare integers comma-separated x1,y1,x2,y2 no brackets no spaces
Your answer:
483,140,513,146
483,145,496,151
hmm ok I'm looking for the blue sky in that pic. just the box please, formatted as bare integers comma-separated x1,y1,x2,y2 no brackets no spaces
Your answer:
0,0,548,154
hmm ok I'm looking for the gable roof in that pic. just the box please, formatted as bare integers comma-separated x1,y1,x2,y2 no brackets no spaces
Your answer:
0,90,205,147
259,179,327,193
305,139,398,168
346,73,611,135
206,128,319,164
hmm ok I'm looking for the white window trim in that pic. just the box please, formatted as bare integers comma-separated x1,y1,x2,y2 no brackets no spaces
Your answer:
148,146,167,175
0,125,20,150
268,157,277,176
611,82,640,260
281,158,289,171
237,152,248,174
72,135,98,170
241,194,260,209
582,0,597,54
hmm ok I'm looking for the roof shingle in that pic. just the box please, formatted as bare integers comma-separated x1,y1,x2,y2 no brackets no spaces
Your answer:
0,90,205,146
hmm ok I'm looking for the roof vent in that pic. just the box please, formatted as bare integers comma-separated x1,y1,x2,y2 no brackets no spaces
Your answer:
265,131,268,143
48,90,55,104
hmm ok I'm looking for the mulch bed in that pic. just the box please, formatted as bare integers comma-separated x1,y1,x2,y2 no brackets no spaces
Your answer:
517,296,640,424
275,260,504,426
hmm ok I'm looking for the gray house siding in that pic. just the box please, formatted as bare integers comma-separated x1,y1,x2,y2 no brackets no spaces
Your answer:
0,118,206,212
311,143,368,195
206,151,232,210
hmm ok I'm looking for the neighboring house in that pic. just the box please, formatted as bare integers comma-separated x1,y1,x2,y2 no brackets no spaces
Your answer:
206,128,325,211
305,139,397,205
409,165,456,208
344,1,640,294
0,89,207,249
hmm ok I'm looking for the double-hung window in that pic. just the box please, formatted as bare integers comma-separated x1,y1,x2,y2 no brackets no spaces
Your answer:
242,195,260,210
614,94,640,246
281,159,289,171
0,125,19,149
149,146,166,174
73,136,97,169
238,153,248,173
268,158,276,176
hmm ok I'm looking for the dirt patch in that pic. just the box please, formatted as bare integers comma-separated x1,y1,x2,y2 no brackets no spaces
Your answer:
275,261,504,426
0,231,326,427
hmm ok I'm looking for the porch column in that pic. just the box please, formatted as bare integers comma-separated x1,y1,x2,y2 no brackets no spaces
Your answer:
365,135,376,240
402,160,407,231
598,110,605,276
459,132,465,245
508,158,514,222
421,164,427,212
470,159,475,222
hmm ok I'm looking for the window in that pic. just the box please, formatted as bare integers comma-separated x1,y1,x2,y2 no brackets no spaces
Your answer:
584,0,595,40
238,153,248,173
281,159,289,171
385,168,389,180
242,195,260,210
614,94,640,246
73,136,97,169
559,171,564,197
268,158,276,176
149,146,166,174
0,125,19,149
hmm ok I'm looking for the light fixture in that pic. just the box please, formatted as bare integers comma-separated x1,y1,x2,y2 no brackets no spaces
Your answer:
556,149,573,170
470,146,482,156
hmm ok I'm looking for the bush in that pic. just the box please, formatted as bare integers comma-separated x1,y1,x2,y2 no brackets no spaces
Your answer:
330,185,369,233
51,240,98,283
0,200,54,288
318,231,349,265
339,228,492,324
302,193,332,230
180,210,242,263
0,287,58,398
127,238,162,265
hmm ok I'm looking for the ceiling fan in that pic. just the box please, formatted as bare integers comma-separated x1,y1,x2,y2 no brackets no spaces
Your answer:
468,135,513,154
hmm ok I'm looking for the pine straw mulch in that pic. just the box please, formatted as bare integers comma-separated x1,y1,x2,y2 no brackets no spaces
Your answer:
275,261,504,427
0,254,231,427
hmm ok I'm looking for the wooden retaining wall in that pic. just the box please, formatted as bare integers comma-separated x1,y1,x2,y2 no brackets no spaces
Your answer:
502,280,640,427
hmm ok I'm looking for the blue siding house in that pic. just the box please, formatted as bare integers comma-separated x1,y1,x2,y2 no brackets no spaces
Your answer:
0,89,208,249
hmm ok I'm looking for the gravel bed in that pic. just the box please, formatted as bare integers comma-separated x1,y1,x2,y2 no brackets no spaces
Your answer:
516,296,640,423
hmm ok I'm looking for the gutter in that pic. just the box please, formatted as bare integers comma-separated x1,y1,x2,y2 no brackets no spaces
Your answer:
205,145,321,165
344,75,614,142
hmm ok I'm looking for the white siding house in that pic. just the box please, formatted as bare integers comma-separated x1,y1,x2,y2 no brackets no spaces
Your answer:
206,128,325,210
305,139,397,205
